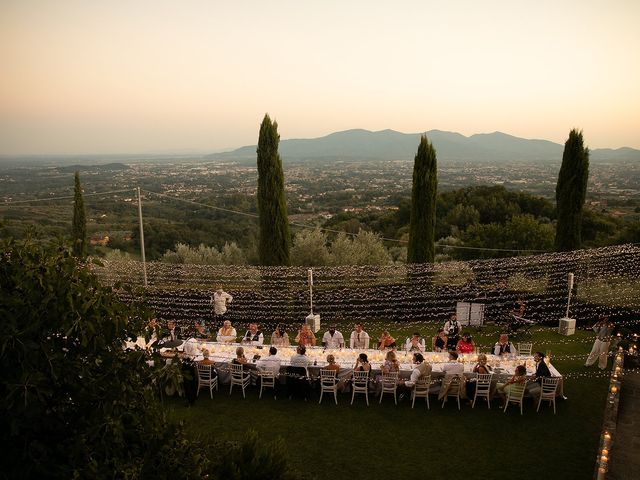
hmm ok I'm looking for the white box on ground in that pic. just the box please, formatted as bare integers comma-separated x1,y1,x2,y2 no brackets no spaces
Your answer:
305,313,321,333
558,317,576,336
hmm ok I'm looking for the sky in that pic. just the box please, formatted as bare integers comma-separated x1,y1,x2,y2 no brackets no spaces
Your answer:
1,0,639,155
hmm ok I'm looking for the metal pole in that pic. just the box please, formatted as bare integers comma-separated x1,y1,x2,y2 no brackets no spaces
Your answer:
308,268,313,315
565,272,574,318
137,187,148,287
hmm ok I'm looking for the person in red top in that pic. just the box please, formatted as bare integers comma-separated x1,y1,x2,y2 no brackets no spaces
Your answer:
456,332,475,354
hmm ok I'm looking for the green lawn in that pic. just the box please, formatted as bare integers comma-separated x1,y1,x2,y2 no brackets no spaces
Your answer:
167,323,609,480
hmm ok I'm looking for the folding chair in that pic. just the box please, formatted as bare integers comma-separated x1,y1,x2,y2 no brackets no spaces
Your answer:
517,342,533,356
411,374,431,409
286,366,311,400
379,372,399,405
258,368,277,400
229,363,250,398
537,377,561,414
351,370,370,406
196,363,218,399
472,373,493,409
503,382,526,415
441,375,462,410
319,369,339,405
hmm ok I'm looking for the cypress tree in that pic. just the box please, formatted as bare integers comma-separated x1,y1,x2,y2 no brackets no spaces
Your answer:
555,129,589,251
407,135,438,263
72,171,87,257
256,114,290,265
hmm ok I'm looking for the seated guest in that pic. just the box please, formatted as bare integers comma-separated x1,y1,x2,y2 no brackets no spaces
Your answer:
404,353,432,387
456,332,475,354
256,346,281,376
443,312,461,351
378,331,397,350
199,348,215,366
381,350,400,374
353,353,371,372
290,345,312,368
161,319,183,348
399,353,432,401
194,321,210,340
432,328,448,352
438,351,465,401
526,351,552,397
322,324,345,349
493,334,517,356
295,324,316,347
324,354,345,392
270,324,290,347
232,346,247,365
324,354,341,372
216,320,237,344
465,353,492,399
441,351,464,376
405,332,426,352
496,365,527,406
350,322,370,349
145,318,159,348
242,322,264,346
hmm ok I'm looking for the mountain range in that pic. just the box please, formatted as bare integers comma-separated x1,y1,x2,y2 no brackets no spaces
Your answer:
207,129,640,164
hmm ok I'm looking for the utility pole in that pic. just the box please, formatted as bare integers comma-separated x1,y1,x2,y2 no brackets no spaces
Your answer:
137,187,148,287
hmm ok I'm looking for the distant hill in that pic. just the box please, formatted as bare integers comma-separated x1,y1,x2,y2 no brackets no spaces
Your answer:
58,162,130,173
207,129,640,164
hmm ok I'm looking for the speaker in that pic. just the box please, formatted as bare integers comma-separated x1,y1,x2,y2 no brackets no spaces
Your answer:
558,317,576,336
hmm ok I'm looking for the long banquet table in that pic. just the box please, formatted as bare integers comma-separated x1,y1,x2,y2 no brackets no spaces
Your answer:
167,340,564,396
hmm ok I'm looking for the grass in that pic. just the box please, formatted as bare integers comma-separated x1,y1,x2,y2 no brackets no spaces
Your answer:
167,323,610,480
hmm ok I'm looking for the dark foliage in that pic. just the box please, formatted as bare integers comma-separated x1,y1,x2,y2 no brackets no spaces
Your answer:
556,129,590,251
407,135,437,263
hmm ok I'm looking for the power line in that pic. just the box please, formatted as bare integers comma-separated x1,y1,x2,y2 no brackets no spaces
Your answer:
1,188,136,205
141,189,549,253
0,187,551,253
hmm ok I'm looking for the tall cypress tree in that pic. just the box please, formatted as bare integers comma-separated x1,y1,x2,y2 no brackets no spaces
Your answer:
407,135,438,263
555,129,589,251
256,114,290,265
72,171,87,258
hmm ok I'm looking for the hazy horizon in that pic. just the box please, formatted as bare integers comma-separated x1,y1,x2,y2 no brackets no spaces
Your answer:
2,0,639,155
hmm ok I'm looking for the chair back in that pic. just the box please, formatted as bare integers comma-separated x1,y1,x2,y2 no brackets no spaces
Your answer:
540,376,560,398
517,343,533,356
508,382,526,402
381,372,399,390
414,375,431,394
197,363,213,382
476,373,493,390
230,362,245,380
352,369,369,388
320,368,337,387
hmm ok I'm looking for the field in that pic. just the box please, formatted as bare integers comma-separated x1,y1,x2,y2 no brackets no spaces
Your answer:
167,322,609,480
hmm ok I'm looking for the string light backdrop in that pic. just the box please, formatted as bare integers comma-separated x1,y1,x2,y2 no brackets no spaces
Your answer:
93,244,640,336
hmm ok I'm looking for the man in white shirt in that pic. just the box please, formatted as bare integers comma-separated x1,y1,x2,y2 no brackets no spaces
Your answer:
349,323,370,349
241,323,264,346
289,345,312,368
211,285,233,318
216,320,237,343
405,332,426,352
404,353,433,387
256,346,281,376
322,324,345,349
493,334,517,356
441,351,464,375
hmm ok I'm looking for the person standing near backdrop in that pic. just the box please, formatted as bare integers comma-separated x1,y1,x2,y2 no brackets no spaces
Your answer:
585,316,615,370
211,285,233,325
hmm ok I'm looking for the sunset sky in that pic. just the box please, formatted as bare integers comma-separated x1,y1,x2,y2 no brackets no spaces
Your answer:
1,0,639,155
